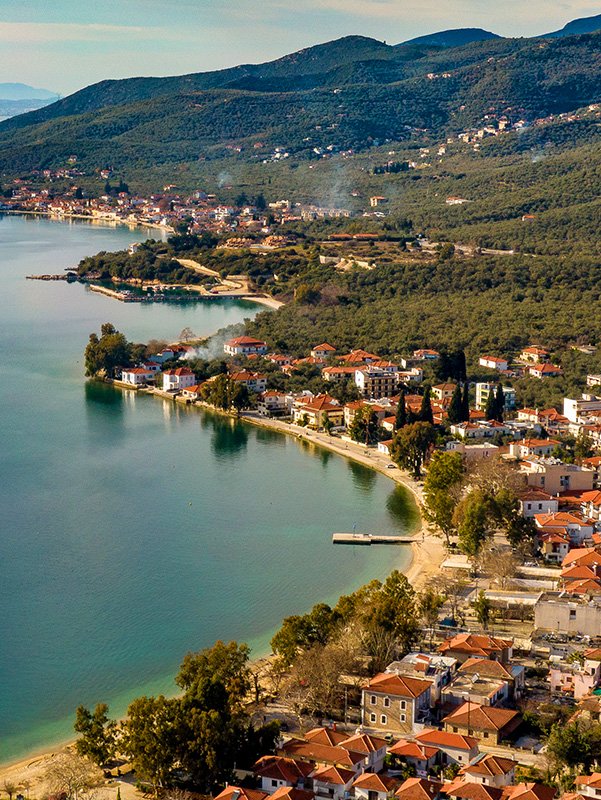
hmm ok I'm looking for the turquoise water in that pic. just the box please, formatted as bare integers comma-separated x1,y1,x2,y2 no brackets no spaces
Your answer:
0,215,418,764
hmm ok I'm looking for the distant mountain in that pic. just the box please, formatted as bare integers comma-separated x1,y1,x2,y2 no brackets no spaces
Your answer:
1,29,601,182
0,83,58,101
402,28,501,48
543,13,601,38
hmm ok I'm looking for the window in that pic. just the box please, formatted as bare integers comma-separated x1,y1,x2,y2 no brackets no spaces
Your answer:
370,694,377,705
570,609,577,619
400,700,406,710
370,713,376,723
400,713,406,723
272,781,278,788
453,727,458,733
383,697,390,708
381,714,387,725
483,732,489,739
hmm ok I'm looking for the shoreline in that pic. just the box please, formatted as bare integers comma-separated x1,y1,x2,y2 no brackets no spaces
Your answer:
3,208,174,234
0,401,444,775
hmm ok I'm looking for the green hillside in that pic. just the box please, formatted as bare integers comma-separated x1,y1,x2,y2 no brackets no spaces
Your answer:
1,32,601,185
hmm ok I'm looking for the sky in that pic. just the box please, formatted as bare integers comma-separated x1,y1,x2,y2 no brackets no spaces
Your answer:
0,0,600,95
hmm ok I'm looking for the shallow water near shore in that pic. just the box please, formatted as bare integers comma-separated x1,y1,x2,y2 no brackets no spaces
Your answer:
0,215,418,763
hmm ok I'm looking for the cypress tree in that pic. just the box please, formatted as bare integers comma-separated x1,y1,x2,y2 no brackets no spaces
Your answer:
447,384,463,424
395,389,407,430
494,383,505,422
485,389,496,421
461,382,470,421
419,385,434,424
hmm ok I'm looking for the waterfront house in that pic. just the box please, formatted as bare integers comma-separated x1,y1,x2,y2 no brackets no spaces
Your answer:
257,390,289,416
362,672,432,734
162,367,196,392
121,367,155,386
224,336,268,356
181,384,204,400
292,394,344,428
442,702,520,745
229,370,268,393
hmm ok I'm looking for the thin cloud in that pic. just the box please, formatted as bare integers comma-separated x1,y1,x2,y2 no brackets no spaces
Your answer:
0,21,175,43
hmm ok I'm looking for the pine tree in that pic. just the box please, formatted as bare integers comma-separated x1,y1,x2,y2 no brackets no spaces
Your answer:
395,389,407,430
461,382,470,422
447,384,463,424
494,383,505,422
419,385,434,424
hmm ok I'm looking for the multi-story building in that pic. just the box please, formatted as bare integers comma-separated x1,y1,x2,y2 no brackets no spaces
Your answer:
354,367,399,399
362,672,432,735
475,383,516,411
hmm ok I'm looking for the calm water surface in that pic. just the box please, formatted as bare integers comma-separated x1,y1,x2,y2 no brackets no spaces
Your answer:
0,215,418,763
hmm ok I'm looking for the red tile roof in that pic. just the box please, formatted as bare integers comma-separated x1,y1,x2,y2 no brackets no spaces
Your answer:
353,773,400,792
438,633,512,658
443,701,519,732
415,729,478,751
312,765,356,786
367,672,432,698
395,778,443,800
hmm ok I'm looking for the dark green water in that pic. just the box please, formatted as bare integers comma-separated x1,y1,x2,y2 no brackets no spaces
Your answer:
0,215,418,763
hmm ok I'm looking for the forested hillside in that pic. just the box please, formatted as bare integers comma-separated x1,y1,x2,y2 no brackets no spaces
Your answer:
1,31,601,181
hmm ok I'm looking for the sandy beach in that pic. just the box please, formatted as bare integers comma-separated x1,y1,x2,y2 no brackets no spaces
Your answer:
0,405,445,785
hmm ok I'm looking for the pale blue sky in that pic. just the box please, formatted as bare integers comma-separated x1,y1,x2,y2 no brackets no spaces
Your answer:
0,0,600,94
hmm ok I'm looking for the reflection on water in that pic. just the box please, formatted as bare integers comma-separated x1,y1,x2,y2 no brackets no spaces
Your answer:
210,416,249,459
348,458,377,492
84,381,125,438
386,485,420,531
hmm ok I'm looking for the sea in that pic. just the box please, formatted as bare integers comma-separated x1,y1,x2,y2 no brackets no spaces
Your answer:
0,214,418,763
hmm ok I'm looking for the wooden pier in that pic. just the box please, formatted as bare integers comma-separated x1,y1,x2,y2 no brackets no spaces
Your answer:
332,532,418,545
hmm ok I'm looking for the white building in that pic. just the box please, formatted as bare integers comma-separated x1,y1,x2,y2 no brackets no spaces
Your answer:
479,356,509,372
223,336,268,356
564,394,601,423
121,367,155,386
475,383,516,411
162,367,196,392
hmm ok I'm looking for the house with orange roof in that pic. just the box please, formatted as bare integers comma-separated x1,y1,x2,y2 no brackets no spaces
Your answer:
229,370,268,393
444,779,503,800
479,356,509,372
162,366,196,392
579,489,601,521
267,353,294,367
509,439,560,459
215,787,268,800
353,772,401,800
257,390,289,417
528,363,563,379
562,547,601,569
414,729,479,766
520,346,550,364
438,633,513,665
270,789,314,800
337,349,381,366
413,349,440,361
253,756,314,794
458,658,525,700
395,778,444,800
503,783,556,800
582,456,601,487
292,394,344,428
224,336,268,356
442,702,521,745
311,765,356,800
388,739,440,777
535,511,594,546
460,754,517,788
322,365,361,383
338,732,388,772
362,673,432,734
538,530,571,563
121,366,156,386
180,383,205,400
311,343,337,359
279,738,364,772
519,489,559,518
575,774,601,800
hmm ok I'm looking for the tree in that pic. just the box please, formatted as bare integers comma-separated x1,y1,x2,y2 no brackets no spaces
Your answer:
271,604,340,667
494,383,505,422
485,389,497,421
366,571,420,656
390,422,436,478
176,640,251,714
84,323,132,378
419,587,446,648
454,489,495,557
395,390,407,430
422,451,465,546
546,718,601,774
2,783,17,800
322,413,334,435
574,431,594,462
447,385,463,425
74,703,117,766
477,544,519,589
44,752,103,800
473,590,492,628
121,695,181,794
349,406,379,445
461,382,470,421
418,385,433,424
179,327,196,341
230,382,250,415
